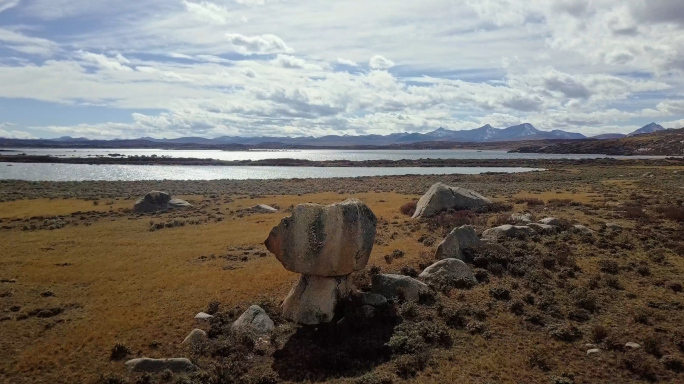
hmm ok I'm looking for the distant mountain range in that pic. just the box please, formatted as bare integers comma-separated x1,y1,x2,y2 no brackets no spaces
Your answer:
1,122,669,148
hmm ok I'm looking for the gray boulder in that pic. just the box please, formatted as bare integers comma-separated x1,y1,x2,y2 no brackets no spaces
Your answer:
360,292,388,307
482,224,536,241
265,199,377,277
282,275,351,324
419,258,477,285
412,182,491,219
435,225,481,260
133,191,191,212
181,329,207,346
371,274,429,302
125,358,197,373
232,305,275,335
194,312,213,321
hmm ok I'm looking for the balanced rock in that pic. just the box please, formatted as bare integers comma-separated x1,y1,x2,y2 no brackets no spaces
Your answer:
232,305,275,335
133,191,192,213
419,258,477,285
371,274,428,302
265,199,377,277
282,275,351,324
412,182,491,219
125,358,196,373
435,225,480,260
181,329,207,346
482,224,536,241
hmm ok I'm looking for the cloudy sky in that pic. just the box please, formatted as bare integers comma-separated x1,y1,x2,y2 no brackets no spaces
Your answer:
1,0,684,139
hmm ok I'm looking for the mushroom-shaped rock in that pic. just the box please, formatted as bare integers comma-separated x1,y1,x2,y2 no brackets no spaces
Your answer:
125,358,197,373
371,274,429,302
435,225,481,260
419,258,477,286
482,224,536,241
181,329,207,346
412,182,491,219
133,191,191,213
265,199,377,277
282,275,351,324
232,305,275,335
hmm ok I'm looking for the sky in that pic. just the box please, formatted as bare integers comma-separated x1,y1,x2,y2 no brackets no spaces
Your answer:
1,0,684,139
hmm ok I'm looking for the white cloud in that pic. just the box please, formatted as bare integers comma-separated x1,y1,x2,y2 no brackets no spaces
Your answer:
369,55,395,69
225,33,292,55
0,0,20,14
0,28,58,56
183,0,233,25
336,58,358,66
0,123,34,139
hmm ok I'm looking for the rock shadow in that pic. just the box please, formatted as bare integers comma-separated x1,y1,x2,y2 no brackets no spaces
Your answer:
272,297,399,382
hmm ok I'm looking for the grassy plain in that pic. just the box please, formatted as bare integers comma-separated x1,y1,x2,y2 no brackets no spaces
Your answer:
0,165,683,383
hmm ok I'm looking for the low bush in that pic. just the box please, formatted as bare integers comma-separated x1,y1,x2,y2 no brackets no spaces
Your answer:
399,200,417,217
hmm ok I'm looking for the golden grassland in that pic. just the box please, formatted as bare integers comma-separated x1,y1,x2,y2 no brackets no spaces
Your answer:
1,170,683,384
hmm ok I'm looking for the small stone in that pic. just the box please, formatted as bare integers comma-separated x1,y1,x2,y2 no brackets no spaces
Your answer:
194,312,213,320
371,274,429,302
510,212,532,224
587,348,600,355
625,342,641,349
360,292,387,307
125,358,197,373
252,204,278,213
539,217,561,226
232,305,275,335
181,329,207,346
435,225,481,260
419,258,477,285
572,225,594,235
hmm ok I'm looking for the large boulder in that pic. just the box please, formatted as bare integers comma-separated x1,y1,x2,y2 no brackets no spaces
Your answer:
232,305,275,335
412,182,491,219
371,274,429,302
282,275,351,324
482,224,536,241
125,358,197,373
435,225,481,260
419,258,477,285
133,191,191,212
265,199,377,277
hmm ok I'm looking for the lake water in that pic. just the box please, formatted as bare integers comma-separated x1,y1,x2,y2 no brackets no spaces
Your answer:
0,148,668,161
0,163,542,181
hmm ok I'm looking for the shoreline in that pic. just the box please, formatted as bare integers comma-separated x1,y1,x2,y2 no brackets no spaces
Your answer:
2,155,684,168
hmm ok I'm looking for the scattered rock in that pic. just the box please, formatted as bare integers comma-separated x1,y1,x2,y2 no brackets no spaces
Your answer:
181,329,207,346
265,199,377,277
125,357,197,373
435,225,481,260
282,275,351,324
625,342,641,349
232,305,275,335
482,224,536,241
360,292,387,307
194,312,213,320
419,258,477,286
252,204,278,213
587,348,600,355
539,217,561,226
510,212,532,224
528,223,557,235
605,222,623,231
412,182,491,219
371,274,429,302
572,225,594,235
133,191,192,213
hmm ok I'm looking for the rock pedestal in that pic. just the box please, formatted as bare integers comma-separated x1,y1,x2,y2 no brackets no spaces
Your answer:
265,199,377,324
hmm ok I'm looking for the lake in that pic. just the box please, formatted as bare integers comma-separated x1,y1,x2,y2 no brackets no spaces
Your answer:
0,148,668,161
0,163,543,181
